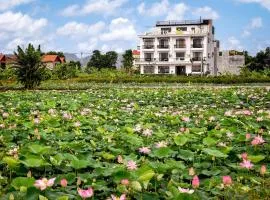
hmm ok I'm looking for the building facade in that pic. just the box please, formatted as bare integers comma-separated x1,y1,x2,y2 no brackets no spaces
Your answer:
136,19,218,75
217,50,245,75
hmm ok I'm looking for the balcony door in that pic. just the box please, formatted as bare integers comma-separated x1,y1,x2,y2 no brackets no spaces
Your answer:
158,38,169,48
176,66,186,75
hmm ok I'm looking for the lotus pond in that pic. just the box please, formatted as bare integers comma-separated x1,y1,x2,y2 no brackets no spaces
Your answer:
0,87,270,200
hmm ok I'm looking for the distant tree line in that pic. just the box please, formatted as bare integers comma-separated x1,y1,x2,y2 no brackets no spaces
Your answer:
86,49,133,73
244,47,270,71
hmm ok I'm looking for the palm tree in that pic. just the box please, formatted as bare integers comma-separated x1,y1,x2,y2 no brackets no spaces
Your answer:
14,44,45,89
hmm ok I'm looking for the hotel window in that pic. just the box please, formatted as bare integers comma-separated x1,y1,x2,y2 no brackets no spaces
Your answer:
159,53,169,61
175,39,185,48
158,66,170,74
176,27,187,31
161,28,171,34
144,53,153,61
176,52,185,60
144,66,155,74
192,65,201,72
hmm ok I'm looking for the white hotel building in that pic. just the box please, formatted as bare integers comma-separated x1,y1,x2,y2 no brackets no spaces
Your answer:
136,19,219,76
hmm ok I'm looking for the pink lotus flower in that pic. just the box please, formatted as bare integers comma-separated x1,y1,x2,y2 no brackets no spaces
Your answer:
240,160,253,169
74,121,81,127
224,110,232,116
121,179,129,186
60,179,68,187
192,175,200,188
134,124,142,132
256,117,263,122
2,112,9,118
178,187,194,194
77,187,94,199
243,110,252,116
111,194,126,200
34,118,40,125
138,147,151,154
222,176,232,186
117,155,123,164
155,141,168,148
34,177,56,191
246,133,251,140
63,112,72,120
251,135,265,146
142,129,153,136
126,160,137,170
182,117,190,122
241,153,248,160
179,127,186,132
260,165,267,175
189,167,195,176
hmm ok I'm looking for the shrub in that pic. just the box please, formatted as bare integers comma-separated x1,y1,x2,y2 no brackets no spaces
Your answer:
52,63,78,80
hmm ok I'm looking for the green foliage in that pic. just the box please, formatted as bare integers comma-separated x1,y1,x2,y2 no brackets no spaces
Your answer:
52,63,77,80
45,51,65,57
14,43,45,89
0,87,269,198
122,49,134,72
0,66,16,80
245,47,270,71
86,50,118,72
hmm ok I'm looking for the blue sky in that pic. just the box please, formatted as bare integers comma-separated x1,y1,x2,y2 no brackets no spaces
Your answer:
0,0,269,56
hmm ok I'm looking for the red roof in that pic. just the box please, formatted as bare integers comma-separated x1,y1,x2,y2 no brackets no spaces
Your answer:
5,55,17,64
0,54,5,62
60,57,66,63
42,55,61,63
132,50,140,55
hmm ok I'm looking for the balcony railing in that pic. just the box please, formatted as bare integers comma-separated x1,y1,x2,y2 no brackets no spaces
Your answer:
157,45,169,49
175,57,185,61
174,44,186,48
143,45,154,49
192,44,203,48
192,57,202,61
159,58,169,61
144,58,154,62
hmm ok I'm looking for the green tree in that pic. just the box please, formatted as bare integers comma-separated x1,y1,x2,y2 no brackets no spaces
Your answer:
86,50,102,72
246,47,270,71
14,44,45,89
122,49,134,73
70,61,82,71
46,51,65,57
105,51,118,69
86,50,118,72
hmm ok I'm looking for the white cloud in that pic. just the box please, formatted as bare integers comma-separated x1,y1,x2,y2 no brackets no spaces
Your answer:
237,0,270,11
137,0,189,20
226,36,243,50
78,38,98,52
192,6,220,20
0,11,47,37
242,17,263,37
61,0,128,16
0,0,34,11
166,3,188,20
250,17,263,28
100,18,137,41
57,21,105,37
0,11,49,52
137,0,170,17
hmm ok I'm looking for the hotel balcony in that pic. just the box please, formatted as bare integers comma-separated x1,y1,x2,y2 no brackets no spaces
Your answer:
157,45,169,49
192,57,202,62
142,45,155,49
191,44,203,48
174,44,186,49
